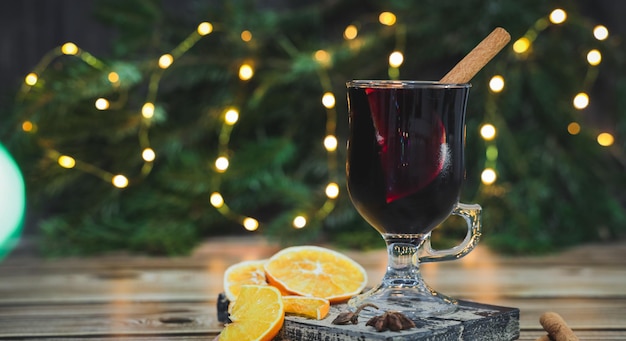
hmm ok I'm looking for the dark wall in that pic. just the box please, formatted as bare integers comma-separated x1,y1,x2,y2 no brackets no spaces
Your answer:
0,1,112,98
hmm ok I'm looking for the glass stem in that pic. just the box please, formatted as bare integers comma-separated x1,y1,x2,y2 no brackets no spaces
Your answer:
382,234,427,288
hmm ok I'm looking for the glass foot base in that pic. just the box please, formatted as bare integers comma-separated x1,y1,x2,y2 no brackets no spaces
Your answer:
347,286,457,319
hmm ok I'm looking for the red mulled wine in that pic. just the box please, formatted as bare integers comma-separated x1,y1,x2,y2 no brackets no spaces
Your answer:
347,81,470,235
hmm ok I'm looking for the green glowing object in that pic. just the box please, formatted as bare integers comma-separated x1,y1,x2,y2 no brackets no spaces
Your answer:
0,144,26,260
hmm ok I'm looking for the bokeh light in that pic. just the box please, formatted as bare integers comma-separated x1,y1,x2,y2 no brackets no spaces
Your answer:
587,49,602,66
597,132,614,147
481,168,497,185
0,145,26,260
567,122,581,135
489,75,505,93
549,9,567,24
293,216,307,229
573,93,589,110
112,174,129,188
389,51,404,68
593,25,609,40
480,124,497,140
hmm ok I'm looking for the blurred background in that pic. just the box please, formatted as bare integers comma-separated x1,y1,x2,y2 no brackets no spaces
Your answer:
0,0,625,257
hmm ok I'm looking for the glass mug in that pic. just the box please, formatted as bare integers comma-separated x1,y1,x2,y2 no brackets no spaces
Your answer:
346,80,481,318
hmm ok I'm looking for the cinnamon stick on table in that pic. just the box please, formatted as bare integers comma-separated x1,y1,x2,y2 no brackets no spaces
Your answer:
440,27,511,84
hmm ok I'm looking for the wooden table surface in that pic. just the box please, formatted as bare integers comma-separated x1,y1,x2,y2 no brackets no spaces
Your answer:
1,236,625,340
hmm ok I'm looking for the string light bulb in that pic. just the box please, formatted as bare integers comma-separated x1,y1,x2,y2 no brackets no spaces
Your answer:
141,102,155,118
549,9,567,24
61,42,79,55
325,183,339,199
112,175,129,188
379,12,397,26
480,124,497,140
197,22,213,36
389,51,404,68
215,156,229,172
481,168,497,185
58,155,76,169
314,50,331,65
513,37,530,54
142,148,156,162
489,75,505,93
597,133,614,147
567,122,581,135
108,72,120,84
21,121,34,132
293,216,307,229
239,63,254,80
243,217,259,231
24,73,38,86
241,30,252,42
158,54,174,69
210,192,225,208
573,92,589,110
593,25,609,41
321,92,336,109
343,25,358,40
224,108,239,125
323,135,338,151
587,49,602,66
95,98,110,110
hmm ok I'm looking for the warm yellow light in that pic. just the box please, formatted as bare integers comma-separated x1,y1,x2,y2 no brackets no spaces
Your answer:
597,132,614,147
480,124,497,140
314,50,331,65
239,64,254,81
22,121,34,132
481,168,497,185
573,93,589,110
243,217,259,231
61,42,79,55
108,72,120,83
344,25,358,40
215,156,229,172
389,51,404,68
58,155,76,169
142,148,156,162
567,122,581,135
325,183,340,199
24,73,38,86
323,135,338,151
587,49,602,66
112,174,129,188
95,98,110,110
321,92,336,109
210,192,224,208
158,54,174,69
489,75,505,93
197,22,213,36
224,109,239,125
593,25,609,41
512,37,530,54
549,9,567,24
241,30,252,42
379,12,397,26
293,216,307,229
142,102,155,118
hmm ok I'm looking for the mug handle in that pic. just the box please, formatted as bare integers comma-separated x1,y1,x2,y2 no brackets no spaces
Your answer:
419,203,482,263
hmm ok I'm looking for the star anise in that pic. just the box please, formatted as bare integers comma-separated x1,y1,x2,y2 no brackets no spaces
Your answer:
366,311,416,332
331,303,379,325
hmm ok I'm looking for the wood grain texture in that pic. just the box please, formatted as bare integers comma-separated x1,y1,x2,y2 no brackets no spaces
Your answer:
1,237,625,340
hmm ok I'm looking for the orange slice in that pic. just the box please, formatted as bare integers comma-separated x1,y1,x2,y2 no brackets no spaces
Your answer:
283,295,330,320
264,245,367,303
223,260,268,302
219,285,284,341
